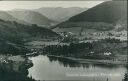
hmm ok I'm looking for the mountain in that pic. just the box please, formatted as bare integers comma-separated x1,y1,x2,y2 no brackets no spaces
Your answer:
0,11,28,24
0,19,59,54
0,11,17,21
8,10,55,27
35,7,87,22
54,1,127,34
68,1,127,23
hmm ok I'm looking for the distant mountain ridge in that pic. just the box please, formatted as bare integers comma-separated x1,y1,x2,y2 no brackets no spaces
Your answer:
0,11,28,25
0,7,87,27
35,7,87,22
0,11,17,21
8,10,55,26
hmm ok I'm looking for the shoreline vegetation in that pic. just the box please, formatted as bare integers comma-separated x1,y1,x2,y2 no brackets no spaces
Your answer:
21,38,127,66
42,38,127,65
0,55,35,81
0,38,127,65
47,55,127,65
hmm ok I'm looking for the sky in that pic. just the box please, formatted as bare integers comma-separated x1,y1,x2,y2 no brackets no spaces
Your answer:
0,1,105,11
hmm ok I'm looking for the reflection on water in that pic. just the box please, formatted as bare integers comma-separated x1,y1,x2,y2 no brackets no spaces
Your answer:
28,55,127,81
48,56,123,69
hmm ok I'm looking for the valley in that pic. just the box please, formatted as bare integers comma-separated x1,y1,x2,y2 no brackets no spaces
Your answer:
0,0,127,81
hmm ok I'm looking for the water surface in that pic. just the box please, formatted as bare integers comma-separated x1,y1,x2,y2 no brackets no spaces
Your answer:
28,55,127,81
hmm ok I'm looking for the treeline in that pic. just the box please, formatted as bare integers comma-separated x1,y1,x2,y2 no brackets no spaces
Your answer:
57,22,114,31
43,38,127,59
43,42,93,57
98,37,125,43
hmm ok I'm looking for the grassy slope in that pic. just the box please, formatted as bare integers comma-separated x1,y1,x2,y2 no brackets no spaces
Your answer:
0,19,59,54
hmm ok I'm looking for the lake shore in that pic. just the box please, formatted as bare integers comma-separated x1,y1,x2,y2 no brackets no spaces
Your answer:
0,55,33,71
47,55,127,65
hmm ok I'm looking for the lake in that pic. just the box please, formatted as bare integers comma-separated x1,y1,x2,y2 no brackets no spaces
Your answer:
28,55,127,81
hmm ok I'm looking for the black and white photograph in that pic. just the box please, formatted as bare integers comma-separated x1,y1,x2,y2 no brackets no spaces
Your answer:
0,0,127,81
